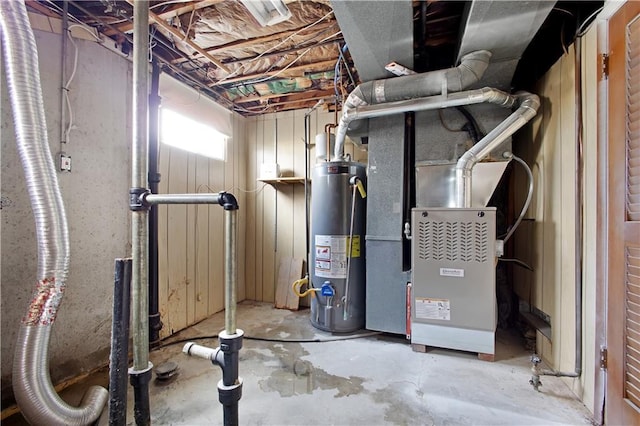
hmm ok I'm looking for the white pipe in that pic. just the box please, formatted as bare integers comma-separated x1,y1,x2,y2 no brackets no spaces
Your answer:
334,50,493,159
1,1,107,423
455,92,540,208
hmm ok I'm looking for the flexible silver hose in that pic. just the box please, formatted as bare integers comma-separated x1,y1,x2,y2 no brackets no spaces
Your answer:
1,1,107,423
502,153,534,244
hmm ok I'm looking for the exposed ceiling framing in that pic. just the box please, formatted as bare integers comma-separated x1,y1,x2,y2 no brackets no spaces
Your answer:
25,1,605,116
27,0,358,116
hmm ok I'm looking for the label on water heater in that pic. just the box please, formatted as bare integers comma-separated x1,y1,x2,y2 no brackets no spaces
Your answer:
315,235,348,278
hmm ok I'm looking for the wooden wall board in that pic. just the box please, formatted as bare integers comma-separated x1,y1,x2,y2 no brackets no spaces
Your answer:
274,257,304,310
166,147,189,335
262,117,277,303
195,155,210,322
186,152,197,326
158,142,170,339
208,157,225,314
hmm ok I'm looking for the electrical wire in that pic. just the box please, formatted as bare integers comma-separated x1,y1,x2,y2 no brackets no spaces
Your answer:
215,10,335,85
552,7,574,18
62,25,102,145
155,330,382,349
438,109,465,133
501,153,534,244
232,103,274,114
576,6,604,38
498,258,534,271
239,30,343,87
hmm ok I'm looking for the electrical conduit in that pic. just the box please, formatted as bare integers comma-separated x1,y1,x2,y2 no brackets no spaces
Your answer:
0,1,108,423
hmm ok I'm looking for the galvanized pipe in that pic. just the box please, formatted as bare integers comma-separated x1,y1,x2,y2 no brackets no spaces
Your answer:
1,1,108,423
225,209,238,334
334,50,493,158
337,87,516,152
129,2,153,425
131,0,150,373
144,193,222,205
455,92,540,208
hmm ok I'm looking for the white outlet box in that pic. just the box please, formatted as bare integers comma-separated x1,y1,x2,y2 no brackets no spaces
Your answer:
59,153,72,172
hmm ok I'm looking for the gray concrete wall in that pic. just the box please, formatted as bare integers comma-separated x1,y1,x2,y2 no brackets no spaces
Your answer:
1,28,131,402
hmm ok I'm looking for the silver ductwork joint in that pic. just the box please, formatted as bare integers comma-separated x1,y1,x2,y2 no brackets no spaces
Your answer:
455,92,540,208
334,50,493,159
1,1,107,424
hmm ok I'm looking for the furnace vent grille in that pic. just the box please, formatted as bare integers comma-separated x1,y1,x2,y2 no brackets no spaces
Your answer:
417,220,489,263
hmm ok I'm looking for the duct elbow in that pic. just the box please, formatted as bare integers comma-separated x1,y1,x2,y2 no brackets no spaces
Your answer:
516,92,541,120
450,50,492,91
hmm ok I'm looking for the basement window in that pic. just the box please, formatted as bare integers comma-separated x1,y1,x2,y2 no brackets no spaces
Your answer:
160,108,227,160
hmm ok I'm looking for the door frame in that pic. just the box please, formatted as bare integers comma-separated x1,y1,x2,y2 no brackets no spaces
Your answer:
598,1,640,424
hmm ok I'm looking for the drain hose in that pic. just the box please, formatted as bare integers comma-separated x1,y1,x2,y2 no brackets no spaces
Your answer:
0,1,107,423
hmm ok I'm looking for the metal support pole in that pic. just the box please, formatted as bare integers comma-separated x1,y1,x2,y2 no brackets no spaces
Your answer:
109,259,132,426
225,208,237,334
129,2,152,425
183,196,242,426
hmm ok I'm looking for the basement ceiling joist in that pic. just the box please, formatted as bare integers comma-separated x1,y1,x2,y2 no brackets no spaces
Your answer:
29,0,358,115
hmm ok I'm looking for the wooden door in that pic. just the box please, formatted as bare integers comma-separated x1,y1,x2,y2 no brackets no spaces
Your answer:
607,1,640,424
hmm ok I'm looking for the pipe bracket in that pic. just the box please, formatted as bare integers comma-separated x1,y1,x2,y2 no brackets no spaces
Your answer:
129,187,150,211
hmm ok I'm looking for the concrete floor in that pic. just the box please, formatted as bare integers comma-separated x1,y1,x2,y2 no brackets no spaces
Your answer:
122,301,591,425
6,301,594,425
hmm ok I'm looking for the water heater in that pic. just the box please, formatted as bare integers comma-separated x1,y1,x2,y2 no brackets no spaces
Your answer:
310,161,366,332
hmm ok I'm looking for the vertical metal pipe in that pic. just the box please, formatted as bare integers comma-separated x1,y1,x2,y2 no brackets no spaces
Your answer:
224,209,238,334
148,60,162,347
109,258,132,426
131,0,150,372
59,0,68,147
303,114,310,278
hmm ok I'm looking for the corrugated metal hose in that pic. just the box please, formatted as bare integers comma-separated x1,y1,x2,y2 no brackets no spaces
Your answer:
0,1,108,423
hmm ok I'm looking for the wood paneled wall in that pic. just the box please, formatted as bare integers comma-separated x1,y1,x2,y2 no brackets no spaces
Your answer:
158,114,247,338
512,33,599,407
244,109,367,303
513,43,578,378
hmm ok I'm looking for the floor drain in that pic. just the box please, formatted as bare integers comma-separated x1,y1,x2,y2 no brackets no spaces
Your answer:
155,361,179,382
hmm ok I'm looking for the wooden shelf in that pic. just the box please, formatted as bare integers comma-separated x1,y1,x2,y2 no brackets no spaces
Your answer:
258,177,307,185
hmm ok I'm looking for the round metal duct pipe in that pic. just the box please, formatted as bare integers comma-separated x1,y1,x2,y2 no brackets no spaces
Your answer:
0,1,107,423
334,50,492,159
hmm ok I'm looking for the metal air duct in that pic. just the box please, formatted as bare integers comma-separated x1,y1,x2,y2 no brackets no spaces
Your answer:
457,1,556,90
334,50,493,159
0,1,108,423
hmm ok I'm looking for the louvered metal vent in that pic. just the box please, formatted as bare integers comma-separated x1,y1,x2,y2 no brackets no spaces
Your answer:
625,246,640,407
417,219,489,263
627,15,640,221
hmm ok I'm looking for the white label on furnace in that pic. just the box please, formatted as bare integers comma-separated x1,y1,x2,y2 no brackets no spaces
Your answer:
315,235,347,278
440,267,464,278
415,298,450,321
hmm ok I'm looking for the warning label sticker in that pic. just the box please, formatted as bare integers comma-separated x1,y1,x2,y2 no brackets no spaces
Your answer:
347,235,360,258
315,235,348,278
415,297,450,321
